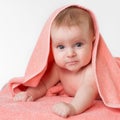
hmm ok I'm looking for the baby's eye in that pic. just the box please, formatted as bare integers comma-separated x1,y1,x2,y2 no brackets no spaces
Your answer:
75,42,83,47
57,45,65,49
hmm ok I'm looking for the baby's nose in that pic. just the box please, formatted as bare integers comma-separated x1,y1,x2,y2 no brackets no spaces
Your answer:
67,48,76,57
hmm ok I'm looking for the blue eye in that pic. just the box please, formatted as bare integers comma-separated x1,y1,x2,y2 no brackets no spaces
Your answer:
75,42,83,47
57,45,65,49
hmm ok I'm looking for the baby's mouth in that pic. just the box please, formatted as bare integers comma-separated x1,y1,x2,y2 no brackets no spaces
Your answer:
66,61,79,66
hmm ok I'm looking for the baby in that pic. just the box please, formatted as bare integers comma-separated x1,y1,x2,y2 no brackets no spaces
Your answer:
13,6,98,118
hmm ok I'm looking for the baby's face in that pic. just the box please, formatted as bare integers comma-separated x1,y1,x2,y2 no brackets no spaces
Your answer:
51,25,94,72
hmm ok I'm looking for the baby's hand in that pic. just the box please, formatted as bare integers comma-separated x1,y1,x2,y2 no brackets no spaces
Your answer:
13,91,33,102
52,102,76,118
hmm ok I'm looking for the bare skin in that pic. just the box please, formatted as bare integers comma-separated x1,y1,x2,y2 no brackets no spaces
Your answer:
13,25,98,118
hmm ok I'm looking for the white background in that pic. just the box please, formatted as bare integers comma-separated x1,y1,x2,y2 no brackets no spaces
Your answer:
0,0,120,89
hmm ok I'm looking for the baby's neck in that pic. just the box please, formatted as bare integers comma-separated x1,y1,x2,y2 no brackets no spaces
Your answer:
57,66,87,75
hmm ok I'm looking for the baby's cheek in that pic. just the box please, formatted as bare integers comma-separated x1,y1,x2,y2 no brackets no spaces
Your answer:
54,55,64,65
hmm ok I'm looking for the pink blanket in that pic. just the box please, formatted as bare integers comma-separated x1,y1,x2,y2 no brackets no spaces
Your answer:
1,4,120,119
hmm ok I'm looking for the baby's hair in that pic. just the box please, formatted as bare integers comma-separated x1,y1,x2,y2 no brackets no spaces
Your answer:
53,6,94,33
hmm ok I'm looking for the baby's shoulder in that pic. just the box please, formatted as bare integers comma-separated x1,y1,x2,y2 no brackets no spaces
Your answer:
83,63,96,84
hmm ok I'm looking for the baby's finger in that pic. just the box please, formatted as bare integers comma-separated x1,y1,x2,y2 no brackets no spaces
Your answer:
13,92,28,102
26,96,33,102
13,95,23,102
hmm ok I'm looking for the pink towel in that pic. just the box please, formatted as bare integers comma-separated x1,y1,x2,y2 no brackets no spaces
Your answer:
0,4,120,120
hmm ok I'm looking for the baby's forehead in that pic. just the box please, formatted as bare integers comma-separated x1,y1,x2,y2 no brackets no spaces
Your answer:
50,23,90,39
51,22,89,33
50,23,94,45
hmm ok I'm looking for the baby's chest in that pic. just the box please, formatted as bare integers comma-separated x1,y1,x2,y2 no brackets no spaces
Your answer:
60,75,83,96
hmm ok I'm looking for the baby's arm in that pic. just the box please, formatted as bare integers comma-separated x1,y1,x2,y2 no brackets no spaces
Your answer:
70,83,98,115
53,81,98,117
13,80,46,102
13,63,59,102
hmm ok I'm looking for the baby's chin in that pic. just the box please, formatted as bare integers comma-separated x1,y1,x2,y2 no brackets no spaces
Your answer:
64,63,90,73
64,66,82,73
57,64,82,73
